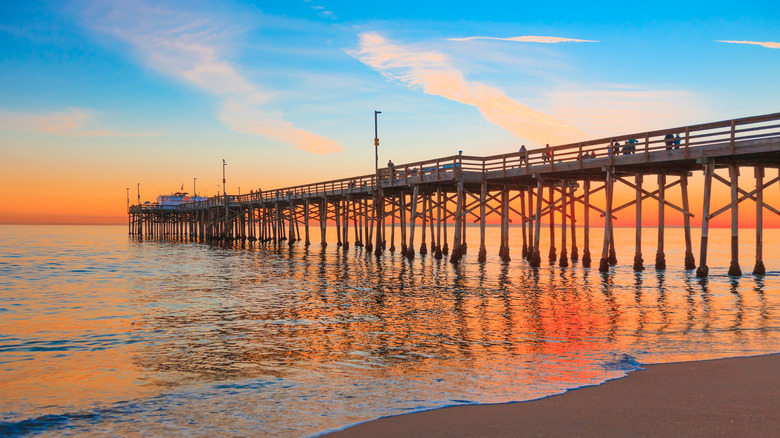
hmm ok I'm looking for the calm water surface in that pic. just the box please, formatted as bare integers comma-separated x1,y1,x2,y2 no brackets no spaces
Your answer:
1,224,779,436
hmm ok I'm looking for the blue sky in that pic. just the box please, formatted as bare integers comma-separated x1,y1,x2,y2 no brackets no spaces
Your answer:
0,0,778,221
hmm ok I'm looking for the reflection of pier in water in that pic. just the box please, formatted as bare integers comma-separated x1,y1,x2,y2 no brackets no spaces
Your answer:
129,113,780,277
132,249,769,384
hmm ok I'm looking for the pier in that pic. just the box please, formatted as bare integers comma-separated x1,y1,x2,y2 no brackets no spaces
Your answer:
128,112,780,277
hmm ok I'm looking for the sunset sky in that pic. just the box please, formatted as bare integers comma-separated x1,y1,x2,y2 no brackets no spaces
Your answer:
1,1,778,225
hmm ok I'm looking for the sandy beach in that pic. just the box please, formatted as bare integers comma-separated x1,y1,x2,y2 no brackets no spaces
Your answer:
323,354,779,437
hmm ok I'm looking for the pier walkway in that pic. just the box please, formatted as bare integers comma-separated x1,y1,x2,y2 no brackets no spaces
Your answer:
129,112,780,276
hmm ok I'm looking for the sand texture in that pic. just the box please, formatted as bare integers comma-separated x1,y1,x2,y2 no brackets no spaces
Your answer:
323,354,779,437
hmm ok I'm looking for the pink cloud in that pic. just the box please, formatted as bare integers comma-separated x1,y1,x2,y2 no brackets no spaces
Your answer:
448,36,598,43
349,33,583,145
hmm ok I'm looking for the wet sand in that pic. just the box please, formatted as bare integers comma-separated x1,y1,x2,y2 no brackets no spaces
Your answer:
323,354,779,437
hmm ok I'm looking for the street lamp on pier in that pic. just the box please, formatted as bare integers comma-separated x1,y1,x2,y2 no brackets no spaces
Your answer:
374,110,381,174
194,177,197,197
137,183,140,205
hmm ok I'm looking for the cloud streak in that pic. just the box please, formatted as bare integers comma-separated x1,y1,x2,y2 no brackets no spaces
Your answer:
448,36,598,43
84,1,341,154
718,40,780,49
0,107,156,137
349,33,582,145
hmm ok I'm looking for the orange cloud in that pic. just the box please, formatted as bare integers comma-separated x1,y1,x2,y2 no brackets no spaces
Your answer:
448,36,598,43
718,40,780,49
0,108,155,137
349,33,583,145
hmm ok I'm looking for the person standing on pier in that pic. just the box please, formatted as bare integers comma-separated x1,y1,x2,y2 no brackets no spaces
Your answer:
543,144,551,163
387,160,396,180
519,145,527,164
664,133,674,150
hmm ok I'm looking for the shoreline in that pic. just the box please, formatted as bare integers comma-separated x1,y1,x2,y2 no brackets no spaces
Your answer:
321,354,780,437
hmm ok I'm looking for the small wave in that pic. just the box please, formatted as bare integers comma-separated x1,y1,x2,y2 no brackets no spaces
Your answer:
602,353,644,372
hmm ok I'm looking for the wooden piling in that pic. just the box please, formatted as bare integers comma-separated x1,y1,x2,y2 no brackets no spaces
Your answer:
633,174,644,271
435,188,443,259
655,174,666,269
753,166,766,275
599,170,614,272
559,180,569,267
696,160,714,277
420,194,428,255
478,180,487,262
548,185,556,262
521,189,528,260
530,178,543,267
728,164,742,276
569,184,578,262
681,172,695,269
407,185,419,259
450,179,464,263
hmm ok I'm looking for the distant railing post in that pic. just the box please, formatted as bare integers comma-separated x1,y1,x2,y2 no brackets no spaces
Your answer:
729,120,736,154
578,143,583,169
502,155,506,178
644,133,650,163
685,127,691,159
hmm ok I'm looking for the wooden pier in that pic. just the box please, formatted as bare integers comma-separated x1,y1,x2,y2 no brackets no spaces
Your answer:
129,112,780,277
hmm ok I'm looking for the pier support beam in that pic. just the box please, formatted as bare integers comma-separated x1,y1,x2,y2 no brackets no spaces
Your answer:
548,185,556,262
450,180,465,263
435,189,443,259
407,185,419,260
559,180,569,267
696,160,714,277
681,172,696,269
655,174,666,269
320,199,327,247
633,174,644,271
569,184,578,262
753,166,766,275
728,164,742,276
500,185,511,262
420,194,428,255
478,180,487,262
521,189,528,260
599,170,615,273
582,180,591,268
530,179,543,267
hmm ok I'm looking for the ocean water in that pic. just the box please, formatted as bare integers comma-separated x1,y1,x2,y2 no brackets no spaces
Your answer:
1,224,779,437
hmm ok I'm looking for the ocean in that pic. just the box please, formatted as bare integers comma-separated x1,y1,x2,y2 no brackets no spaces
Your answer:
1,224,779,436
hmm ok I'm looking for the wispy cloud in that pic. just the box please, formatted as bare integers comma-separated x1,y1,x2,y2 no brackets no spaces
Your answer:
0,107,157,137
349,32,582,145
718,40,780,49
448,36,598,43
82,1,341,154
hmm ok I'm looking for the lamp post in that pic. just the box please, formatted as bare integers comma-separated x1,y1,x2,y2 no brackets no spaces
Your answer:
194,177,197,197
374,110,381,174
126,187,130,234
222,159,228,217
238,187,241,196
137,183,140,205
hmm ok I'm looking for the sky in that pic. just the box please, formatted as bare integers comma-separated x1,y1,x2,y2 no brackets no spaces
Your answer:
0,0,778,225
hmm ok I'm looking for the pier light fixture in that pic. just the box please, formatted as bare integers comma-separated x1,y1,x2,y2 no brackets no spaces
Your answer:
137,183,140,205
194,177,197,197
374,110,381,174
222,159,227,194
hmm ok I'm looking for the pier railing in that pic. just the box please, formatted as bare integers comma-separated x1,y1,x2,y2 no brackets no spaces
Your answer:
144,111,780,211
